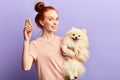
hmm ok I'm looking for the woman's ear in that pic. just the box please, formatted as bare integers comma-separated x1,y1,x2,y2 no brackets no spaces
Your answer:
39,20,44,26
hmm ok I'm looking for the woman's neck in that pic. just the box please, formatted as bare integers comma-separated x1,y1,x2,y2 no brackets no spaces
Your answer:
40,30,56,41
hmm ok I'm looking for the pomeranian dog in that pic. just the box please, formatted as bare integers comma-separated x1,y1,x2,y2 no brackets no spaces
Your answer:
61,27,89,80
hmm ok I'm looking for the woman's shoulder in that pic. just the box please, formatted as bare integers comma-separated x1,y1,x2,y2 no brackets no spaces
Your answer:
55,35,64,44
30,38,40,44
55,35,63,40
30,36,63,44
56,35,61,38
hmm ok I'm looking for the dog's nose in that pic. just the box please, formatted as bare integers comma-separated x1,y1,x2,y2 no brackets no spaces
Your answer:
75,37,78,40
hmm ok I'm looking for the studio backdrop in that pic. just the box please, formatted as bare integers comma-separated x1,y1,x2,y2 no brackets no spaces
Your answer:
0,0,120,80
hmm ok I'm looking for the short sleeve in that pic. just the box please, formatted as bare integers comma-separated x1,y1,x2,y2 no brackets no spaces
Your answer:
28,41,37,61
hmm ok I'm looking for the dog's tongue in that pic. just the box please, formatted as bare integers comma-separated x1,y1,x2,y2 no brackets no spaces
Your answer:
74,40,78,43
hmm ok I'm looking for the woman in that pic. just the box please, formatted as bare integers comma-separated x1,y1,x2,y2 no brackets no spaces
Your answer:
22,2,76,80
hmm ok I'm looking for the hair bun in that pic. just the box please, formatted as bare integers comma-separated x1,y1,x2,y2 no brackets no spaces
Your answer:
35,2,45,12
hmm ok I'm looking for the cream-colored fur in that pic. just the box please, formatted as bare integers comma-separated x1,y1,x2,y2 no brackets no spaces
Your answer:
61,27,89,80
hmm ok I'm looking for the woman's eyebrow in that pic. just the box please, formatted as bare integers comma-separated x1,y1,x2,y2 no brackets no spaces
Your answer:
48,16,59,19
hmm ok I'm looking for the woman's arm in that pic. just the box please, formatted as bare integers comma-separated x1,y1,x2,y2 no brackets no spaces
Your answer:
22,18,34,71
62,48,76,59
61,44,76,59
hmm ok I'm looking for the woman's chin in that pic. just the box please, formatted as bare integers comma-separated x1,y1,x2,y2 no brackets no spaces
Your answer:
51,29,57,32
48,29,57,33
52,30,57,32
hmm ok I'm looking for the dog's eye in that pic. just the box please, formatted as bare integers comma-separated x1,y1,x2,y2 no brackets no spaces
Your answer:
78,35,80,37
72,34,75,36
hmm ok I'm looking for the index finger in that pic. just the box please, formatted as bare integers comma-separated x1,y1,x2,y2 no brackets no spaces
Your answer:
28,18,33,28
25,19,29,26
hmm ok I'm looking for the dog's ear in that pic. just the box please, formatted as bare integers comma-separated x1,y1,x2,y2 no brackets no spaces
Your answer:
82,28,87,34
71,27,77,29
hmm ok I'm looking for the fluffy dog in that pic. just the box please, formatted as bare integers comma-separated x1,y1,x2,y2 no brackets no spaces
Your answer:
61,27,89,80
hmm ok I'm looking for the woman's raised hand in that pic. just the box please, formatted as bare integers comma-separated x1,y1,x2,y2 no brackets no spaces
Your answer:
23,18,34,42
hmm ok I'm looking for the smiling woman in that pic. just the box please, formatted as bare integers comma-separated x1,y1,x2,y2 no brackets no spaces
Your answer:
22,2,69,80
40,10,59,33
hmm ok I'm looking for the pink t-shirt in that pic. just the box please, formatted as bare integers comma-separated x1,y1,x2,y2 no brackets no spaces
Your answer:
28,36,65,80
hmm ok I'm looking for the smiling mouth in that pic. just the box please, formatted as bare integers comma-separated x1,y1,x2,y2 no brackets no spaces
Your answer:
51,26,57,29
72,37,79,40
72,38,79,43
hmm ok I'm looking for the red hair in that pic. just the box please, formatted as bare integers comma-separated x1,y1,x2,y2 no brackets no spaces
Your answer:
35,2,57,29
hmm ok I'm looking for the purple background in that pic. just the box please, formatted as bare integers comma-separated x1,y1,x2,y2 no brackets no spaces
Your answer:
0,0,120,80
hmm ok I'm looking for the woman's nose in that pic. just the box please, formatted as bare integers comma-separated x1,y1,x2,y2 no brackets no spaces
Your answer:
53,21,57,25
53,23,56,25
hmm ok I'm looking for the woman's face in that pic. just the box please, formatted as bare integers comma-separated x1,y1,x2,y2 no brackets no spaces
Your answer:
40,10,59,32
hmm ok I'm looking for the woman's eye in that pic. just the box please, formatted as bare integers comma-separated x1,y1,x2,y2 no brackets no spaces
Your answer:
49,19,52,21
56,18,59,21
